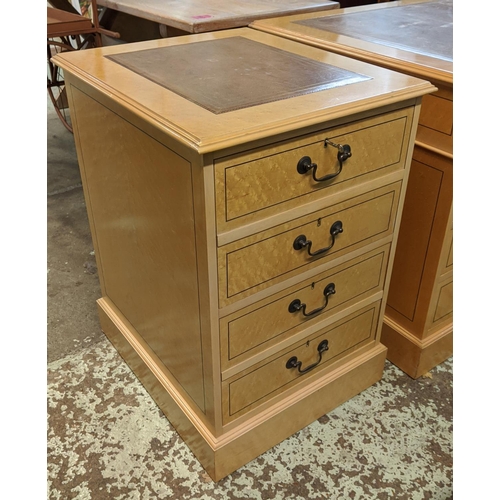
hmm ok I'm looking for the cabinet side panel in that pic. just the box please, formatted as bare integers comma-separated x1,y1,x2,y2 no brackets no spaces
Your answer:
385,145,453,334
70,86,206,412
386,159,442,321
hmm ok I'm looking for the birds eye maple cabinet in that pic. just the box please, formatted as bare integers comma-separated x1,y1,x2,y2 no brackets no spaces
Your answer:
53,28,434,480
251,0,453,378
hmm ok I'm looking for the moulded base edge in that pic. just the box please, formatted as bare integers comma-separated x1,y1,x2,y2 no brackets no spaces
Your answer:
381,316,453,379
97,296,387,481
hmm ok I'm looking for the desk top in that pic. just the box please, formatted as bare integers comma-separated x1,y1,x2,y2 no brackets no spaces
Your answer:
97,0,340,33
107,37,370,114
251,0,453,85
53,28,434,153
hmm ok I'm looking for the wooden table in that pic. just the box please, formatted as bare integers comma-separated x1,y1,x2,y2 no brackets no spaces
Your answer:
53,28,433,480
47,6,95,38
97,0,340,35
252,0,453,379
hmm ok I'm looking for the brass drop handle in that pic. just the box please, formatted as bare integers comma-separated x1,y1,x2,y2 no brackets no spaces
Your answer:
288,283,336,317
293,221,343,257
285,340,329,375
297,140,352,183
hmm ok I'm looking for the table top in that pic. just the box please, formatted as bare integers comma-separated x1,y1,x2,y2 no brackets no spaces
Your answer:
53,28,435,153
47,7,94,37
251,0,453,85
97,0,340,33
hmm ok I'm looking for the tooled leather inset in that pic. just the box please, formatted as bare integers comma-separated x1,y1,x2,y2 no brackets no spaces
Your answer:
106,37,370,114
296,0,453,62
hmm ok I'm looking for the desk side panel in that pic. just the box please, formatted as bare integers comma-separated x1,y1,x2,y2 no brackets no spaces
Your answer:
385,146,452,338
68,83,207,414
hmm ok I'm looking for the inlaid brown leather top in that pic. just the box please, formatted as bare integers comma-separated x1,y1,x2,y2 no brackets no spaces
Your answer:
296,0,452,62
106,37,370,114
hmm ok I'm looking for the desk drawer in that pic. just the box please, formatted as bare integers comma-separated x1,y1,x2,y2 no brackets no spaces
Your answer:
439,214,453,277
419,92,453,137
431,279,453,327
222,301,381,423
416,86,453,154
215,107,413,232
220,244,390,371
218,182,402,307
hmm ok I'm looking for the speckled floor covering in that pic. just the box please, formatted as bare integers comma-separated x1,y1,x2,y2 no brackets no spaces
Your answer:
47,338,452,499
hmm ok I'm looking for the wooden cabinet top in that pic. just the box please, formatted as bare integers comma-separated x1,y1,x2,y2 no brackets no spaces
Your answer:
53,29,434,153
97,0,340,33
251,0,453,85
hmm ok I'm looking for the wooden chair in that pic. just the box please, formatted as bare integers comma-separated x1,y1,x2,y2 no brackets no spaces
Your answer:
47,0,120,132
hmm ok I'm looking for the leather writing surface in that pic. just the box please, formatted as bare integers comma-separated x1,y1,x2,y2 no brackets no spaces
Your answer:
296,0,452,62
106,37,370,114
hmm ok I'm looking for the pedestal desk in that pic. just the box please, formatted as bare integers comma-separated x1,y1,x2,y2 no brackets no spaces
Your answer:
252,0,453,378
53,29,434,480
97,0,339,36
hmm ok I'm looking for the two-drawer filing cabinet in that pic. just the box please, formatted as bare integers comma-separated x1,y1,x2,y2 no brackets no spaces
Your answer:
53,28,434,480
251,0,453,378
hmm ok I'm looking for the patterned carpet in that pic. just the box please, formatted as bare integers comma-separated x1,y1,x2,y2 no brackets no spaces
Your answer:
47,338,452,499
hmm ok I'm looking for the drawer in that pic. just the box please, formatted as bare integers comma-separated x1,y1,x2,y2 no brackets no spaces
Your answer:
419,92,453,137
416,86,453,155
440,211,453,276
445,238,453,270
220,244,390,371
432,280,453,326
222,301,381,423
218,182,402,307
215,107,414,232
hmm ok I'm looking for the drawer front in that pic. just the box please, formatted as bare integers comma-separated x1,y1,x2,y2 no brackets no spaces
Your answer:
218,182,402,307
440,211,453,276
223,301,381,423
432,280,453,326
445,238,453,270
419,93,453,137
220,244,390,371
416,86,453,155
215,107,413,232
